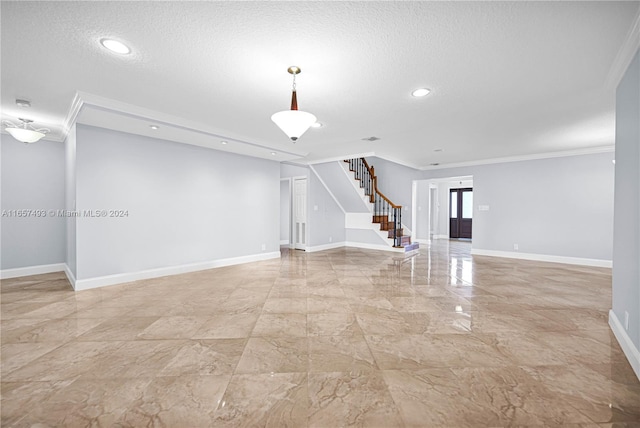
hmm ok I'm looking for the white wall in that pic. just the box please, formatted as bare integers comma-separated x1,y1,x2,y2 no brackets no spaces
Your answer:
612,48,640,375
75,125,280,281
1,134,66,270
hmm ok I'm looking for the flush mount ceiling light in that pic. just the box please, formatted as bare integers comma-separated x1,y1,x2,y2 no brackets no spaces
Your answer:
16,99,31,108
412,88,431,97
271,66,316,143
3,118,49,143
149,125,159,130
100,38,131,55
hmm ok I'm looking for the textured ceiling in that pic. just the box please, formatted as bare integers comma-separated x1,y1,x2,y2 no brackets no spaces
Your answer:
1,1,639,167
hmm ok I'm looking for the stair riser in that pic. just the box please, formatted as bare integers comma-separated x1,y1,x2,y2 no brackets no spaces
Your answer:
388,229,404,238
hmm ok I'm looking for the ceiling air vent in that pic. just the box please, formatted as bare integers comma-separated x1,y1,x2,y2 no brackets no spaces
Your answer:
362,136,380,142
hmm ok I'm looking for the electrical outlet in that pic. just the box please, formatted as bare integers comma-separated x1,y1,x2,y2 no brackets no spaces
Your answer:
261,244,266,251
329,236,333,243
625,311,630,330
513,244,519,251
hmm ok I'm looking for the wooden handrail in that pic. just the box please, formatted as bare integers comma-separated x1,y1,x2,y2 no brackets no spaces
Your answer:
360,158,402,209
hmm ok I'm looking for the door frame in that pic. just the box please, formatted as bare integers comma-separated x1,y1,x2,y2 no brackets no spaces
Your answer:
292,176,308,250
449,187,473,239
412,176,473,243
280,178,293,249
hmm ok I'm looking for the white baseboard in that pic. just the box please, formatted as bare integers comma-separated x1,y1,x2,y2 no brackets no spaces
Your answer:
470,248,612,268
63,264,77,289
415,238,430,244
609,310,640,381
306,241,408,253
433,234,449,240
73,252,281,291
305,242,345,253
345,241,405,253
280,240,289,245
0,263,67,279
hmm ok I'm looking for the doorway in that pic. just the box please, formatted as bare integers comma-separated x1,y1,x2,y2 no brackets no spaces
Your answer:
280,179,291,247
449,188,473,239
293,177,307,250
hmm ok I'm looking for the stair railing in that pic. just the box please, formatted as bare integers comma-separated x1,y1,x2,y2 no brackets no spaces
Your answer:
345,158,403,247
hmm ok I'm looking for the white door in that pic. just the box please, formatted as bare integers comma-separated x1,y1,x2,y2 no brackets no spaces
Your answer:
293,178,307,250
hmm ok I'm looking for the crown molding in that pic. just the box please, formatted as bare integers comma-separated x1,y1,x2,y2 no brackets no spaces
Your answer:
57,91,305,160
280,160,310,168
418,145,615,171
61,92,84,140
302,146,613,172
305,152,376,165
605,7,640,90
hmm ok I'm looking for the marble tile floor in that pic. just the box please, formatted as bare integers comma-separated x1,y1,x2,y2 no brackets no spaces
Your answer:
1,240,639,427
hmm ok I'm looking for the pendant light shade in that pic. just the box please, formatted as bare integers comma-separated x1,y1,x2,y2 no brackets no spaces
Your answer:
6,127,46,143
271,110,316,142
3,118,49,144
271,66,316,142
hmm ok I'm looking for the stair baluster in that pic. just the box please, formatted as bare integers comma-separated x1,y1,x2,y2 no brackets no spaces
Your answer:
344,158,414,249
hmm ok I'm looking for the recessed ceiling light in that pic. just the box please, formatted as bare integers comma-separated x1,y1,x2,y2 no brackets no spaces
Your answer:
149,125,159,130
15,99,31,108
100,38,131,55
271,152,277,156
412,88,431,97
311,122,323,128
221,141,228,145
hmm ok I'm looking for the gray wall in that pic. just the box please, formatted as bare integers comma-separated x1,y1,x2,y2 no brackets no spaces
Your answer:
312,162,369,213
294,152,614,259
280,163,309,179
365,156,421,228
1,134,66,269
308,171,346,247
612,49,640,351
280,163,346,248
65,125,77,277
421,152,615,260
75,125,280,280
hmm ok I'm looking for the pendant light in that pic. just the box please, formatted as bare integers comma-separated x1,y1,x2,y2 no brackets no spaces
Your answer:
3,118,49,143
271,66,317,142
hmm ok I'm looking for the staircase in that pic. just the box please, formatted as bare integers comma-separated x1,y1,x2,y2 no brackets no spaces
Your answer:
344,158,419,252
